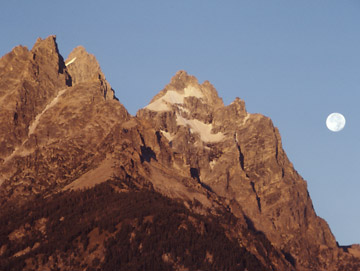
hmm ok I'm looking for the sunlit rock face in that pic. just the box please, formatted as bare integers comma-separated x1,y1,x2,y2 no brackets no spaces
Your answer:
137,70,355,270
0,36,129,197
0,36,359,271
65,46,114,99
0,36,70,161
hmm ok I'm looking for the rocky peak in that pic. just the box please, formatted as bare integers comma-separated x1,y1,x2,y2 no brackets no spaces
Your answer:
145,70,223,113
137,71,343,270
168,70,198,90
65,46,114,99
0,36,127,190
1,39,360,271
31,36,68,83
138,71,227,151
0,36,71,161
32,35,57,51
213,97,248,132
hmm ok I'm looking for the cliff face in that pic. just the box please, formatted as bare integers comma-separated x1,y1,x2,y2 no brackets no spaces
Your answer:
0,36,69,162
137,71,343,270
0,36,359,271
0,36,129,203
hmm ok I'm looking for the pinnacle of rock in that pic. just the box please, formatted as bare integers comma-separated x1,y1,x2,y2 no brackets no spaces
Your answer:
65,46,114,99
144,70,224,112
32,35,57,52
65,46,101,84
31,35,67,77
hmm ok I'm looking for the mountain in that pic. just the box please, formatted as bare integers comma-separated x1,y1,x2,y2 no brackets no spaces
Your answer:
0,36,359,271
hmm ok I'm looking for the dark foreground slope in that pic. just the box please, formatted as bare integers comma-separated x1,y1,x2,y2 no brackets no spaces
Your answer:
0,181,273,271
0,36,359,270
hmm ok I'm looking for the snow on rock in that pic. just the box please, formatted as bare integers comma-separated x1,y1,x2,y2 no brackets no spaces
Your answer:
28,88,68,136
145,86,203,111
176,114,224,142
161,130,174,142
65,57,76,66
183,86,203,98
242,113,250,125
209,160,217,169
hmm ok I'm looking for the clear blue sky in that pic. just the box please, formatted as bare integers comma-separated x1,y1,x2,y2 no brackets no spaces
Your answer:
1,1,359,245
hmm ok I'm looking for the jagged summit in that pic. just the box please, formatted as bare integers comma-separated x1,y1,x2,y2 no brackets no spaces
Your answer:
66,46,102,84
140,71,229,145
66,45,114,99
0,35,128,187
32,35,58,54
138,70,351,269
31,35,68,78
0,36,70,163
1,37,360,270
32,35,57,48
145,70,224,112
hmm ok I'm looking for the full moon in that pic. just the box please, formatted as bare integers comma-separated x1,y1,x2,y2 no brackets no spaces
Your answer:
326,113,346,132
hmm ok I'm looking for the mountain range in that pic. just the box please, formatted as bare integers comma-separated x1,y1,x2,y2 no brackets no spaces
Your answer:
0,36,359,271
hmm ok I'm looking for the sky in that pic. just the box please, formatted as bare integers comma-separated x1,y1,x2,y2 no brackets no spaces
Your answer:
1,1,359,245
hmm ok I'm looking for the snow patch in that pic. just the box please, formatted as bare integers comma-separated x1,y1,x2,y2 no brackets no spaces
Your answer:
145,86,203,112
2,147,19,164
65,57,76,66
178,105,190,114
145,91,183,111
209,160,217,169
176,115,224,142
242,113,250,125
0,88,69,165
161,130,174,141
183,86,203,98
28,88,68,136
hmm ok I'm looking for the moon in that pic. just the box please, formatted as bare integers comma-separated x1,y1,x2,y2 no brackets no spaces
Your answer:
326,113,346,132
